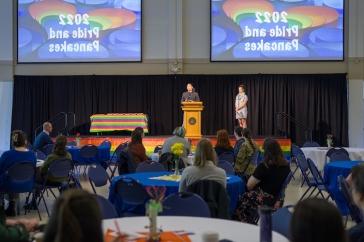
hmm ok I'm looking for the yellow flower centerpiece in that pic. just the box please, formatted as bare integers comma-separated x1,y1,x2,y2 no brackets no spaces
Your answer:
171,143,184,175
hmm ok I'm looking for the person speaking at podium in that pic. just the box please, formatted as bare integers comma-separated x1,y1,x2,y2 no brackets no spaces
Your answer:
181,83,200,102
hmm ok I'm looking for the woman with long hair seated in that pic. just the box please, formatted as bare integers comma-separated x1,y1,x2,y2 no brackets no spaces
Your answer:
43,189,103,242
234,138,290,224
179,139,226,192
38,135,72,183
234,128,258,179
291,198,347,242
126,127,148,164
0,130,36,216
214,129,234,156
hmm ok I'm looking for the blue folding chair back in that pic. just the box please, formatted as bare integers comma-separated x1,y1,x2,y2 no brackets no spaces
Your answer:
48,159,73,179
161,192,211,217
42,144,54,156
95,194,118,219
88,165,109,194
115,177,149,206
327,148,350,162
3,162,35,193
295,152,309,173
80,144,98,160
218,151,235,164
217,160,234,175
272,206,293,239
136,161,166,173
99,140,112,148
338,175,363,223
302,141,320,147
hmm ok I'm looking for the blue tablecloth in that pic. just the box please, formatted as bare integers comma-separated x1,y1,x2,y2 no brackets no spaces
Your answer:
324,160,364,215
109,171,245,216
67,146,110,164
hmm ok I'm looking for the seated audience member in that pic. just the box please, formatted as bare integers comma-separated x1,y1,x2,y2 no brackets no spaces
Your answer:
214,129,234,156
43,189,103,242
348,165,364,242
0,130,37,216
233,126,245,156
179,139,226,192
291,198,347,242
234,128,258,179
126,127,148,164
38,135,72,183
0,205,38,242
33,122,53,151
234,138,290,224
161,126,191,160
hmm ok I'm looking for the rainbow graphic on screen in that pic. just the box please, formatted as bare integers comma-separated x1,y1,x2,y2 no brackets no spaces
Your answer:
211,0,344,61
18,0,142,63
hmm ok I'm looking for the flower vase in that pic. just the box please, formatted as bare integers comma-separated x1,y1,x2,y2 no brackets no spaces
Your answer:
147,201,160,242
174,157,180,176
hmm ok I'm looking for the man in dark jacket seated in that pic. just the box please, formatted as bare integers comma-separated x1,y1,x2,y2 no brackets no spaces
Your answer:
33,122,53,152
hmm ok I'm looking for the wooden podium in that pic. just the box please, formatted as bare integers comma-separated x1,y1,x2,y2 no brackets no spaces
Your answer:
181,101,204,139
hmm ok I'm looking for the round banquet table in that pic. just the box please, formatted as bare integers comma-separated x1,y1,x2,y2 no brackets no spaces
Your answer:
103,216,288,242
67,145,110,164
324,160,364,215
109,171,245,216
301,147,364,171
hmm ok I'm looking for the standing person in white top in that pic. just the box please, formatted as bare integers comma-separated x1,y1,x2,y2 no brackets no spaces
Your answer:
235,84,248,128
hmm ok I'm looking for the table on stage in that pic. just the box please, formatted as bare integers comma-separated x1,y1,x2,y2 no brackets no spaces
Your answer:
90,113,148,133
109,171,245,216
103,216,288,242
324,160,364,215
301,147,364,171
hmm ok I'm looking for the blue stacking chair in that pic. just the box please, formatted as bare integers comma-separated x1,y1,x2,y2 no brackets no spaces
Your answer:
1,162,40,219
297,157,320,201
114,177,150,216
272,205,293,239
109,142,128,178
95,194,118,219
302,141,320,147
99,140,112,148
75,144,98,175
161,192,211,217
338,175,363,224
293,145,310,187
306,158,332,200
79,144,98,164
136,161,166,173
217,160,235,175
36,159,73,216
88,165,109,194
326,148,350,162
218,151,235,164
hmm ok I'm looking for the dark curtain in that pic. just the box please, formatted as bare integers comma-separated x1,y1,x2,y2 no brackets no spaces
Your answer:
12,74,348,146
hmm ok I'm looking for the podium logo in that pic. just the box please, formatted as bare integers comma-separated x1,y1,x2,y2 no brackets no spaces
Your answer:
188,117,197,125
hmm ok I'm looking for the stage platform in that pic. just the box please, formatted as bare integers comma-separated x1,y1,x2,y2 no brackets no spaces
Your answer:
68,135,291,158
